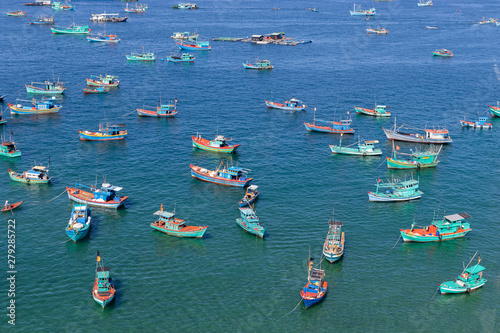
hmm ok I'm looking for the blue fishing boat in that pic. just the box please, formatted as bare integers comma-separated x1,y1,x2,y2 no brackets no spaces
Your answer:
238,185,259,207
304,109,354,134
166,53,195,62
65,204,91,242
0,136,21,158
8,162,52,184
92,252,115,308
400,212,471,242
243,59,273,70
323,217,344,263
329,135,382,156
66,182,128,209
190,162,253,187
50,24,91,34
87,34,121,43
29,15,54,25
83,86,108,94
440,255,486,294
368,175,423,202
265,98,307,111
79,123,127,141
8,97,62,115
300,258,327,308
236,206,265,238
150,205,207,238
126,51,155,61
459,116,492,129
177,40,211,51
26,79,66,94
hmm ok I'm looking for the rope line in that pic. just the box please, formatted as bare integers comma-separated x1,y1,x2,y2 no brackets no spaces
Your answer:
47,189,67,203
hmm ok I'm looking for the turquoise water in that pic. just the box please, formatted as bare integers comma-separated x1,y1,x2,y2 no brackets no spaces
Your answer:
1,0,499,331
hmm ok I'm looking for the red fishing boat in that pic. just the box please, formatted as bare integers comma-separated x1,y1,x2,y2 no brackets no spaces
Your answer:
1,201,23,212
191,134,240,153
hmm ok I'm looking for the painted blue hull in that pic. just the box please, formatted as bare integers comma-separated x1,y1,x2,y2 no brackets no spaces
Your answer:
178,44,211,51
93,294,114,308
65,226,90,242
238,194,258,207
67,194,125,209
323,251,343,263
190,170,251,187
236,218,265,238
302,294,325,308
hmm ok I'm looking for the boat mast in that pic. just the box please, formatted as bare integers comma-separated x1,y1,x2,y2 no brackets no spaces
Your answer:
460,251,479,276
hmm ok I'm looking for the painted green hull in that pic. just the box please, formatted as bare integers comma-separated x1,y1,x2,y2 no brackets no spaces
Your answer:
387,157,439,169
8,172,51,184
329,145,382,156
439,279,487,294
400,229,470,242
150,224,206,238
192,139,239,153
0,151,21,158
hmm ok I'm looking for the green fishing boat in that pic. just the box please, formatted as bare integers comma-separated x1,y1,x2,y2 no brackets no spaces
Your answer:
0,137,21,158
212,37,242,42
440,255,486,294
330,135,382,156
50,24,91,34
368,175,423,202
386,144,442,169
400,212,471,242
126,51,155,61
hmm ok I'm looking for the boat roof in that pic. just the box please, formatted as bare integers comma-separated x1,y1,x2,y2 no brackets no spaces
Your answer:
239,207,255,214
2,141,15,146
108,123,126,128
310,268,325,280
32,166,46,171
96,266,110,272
329,221,343,226
425,128,449,133
465,264,485,274
73,204,88,210
364,140,379,144
251,35,264,38
101,183,122,191
248,185,258,190
227,166,244,172
154,210,175,218
444,213,470,222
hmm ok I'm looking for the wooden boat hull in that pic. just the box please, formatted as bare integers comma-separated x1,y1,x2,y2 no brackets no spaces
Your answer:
79,131,127,141
166,56,195,62
439,281,486,294
87,37,120,43
489,105,500,117
433,52,453,57
190,165,252,187
65,224,90,242
236,218,265,238
126,56,155,61
150,223,207,238
178,43,211,51
8,103,62,115
8,169,51,184
354,106,391,117
191,136,240,153
1,201,23,212
137,109,177,117
238,194,259,207
300,281,327,308
265,100,306,110
304,122,354,134
329,145,382,156
386,157,439,169
92,280,115,308
459,120,492,129
26,85,65,94
323,249,343,263
66,187,127,209
83,88,108,94
368,191,423,202
400,228,471,242
86,79,119,87
383,127,452,144
50,27,90,34
0,150,21,158
7,12,27,17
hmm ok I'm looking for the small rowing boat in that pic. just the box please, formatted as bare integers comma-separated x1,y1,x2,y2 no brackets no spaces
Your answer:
190,162,253,187
238,185,259,207
300,258,327,308
92,252,115,308
426,26,438,29
191,134,240,153
236,206,265,238
65,205,91,242
67,182,128,209
433,48,453,57
79,123,127,141
1,201,23,212
151,205,207,238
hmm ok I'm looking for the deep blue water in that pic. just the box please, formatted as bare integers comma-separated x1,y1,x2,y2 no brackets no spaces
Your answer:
0,0,499,331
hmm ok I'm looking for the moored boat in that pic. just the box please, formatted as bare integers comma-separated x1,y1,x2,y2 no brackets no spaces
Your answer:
8,97,62,115
52,1,74,10
354,104,391,117
329,136,381,156
150,205,207,238
191,134,240,153
236,206,265,238
265,98,306,111
1,201,23,213
400,212,471,242
83,86,108,94
190,162,253,187
212,37,242,42
0,137,21,158
65,204,91,242
87,33,121,43
383,121,452,144
323,217,344,263
23,0,51,6
126,51,155,61
479,18,497,24
366,27,388,34
26,79,66,94
488,102,500,117
166,52,195,62
86,74,119,87
0,112,6,125
137,97,177,117
79,123,127,141
243,59,273,70
6,11,26,17
459,116,492,129
350,4,376,16
300,258,327,308
171,31,198,40
238,185,259,207
172,3,198,9
8,162,51,184
29,15,55,25
433,48,453,57
304,109,354,134
124,3,147,13
386,144,442,169
426,26,438,29
440,256,486,294
67,182,128,209
177,40,211,50
417,0,433,6
92,252,115,308
50,24,91,34
90,13,128,22
368,175,423,202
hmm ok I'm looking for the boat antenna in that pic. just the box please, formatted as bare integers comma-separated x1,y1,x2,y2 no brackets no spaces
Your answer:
460,251,479,276
95,174,97,189
174,201,176,215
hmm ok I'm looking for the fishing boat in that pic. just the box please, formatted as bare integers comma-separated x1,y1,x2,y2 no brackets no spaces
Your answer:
350,4,376,16
366,27,388,34
300,258,327,308
400,212,471,242
329,136,382,156
177,40,211,51
323,217,344,263
52,1,74,10
354,104,391,117
65,204,91,242
8,97,62,115
137,97,177,117
79,123,127,141
92,252,115,308
236,206,265,238
383,121,452,144
172,3,198,9
90,13,128,22
479,18,497,24
87,34,121,43
171,32,198,40
307,7,319,12
23,0,51,6
238,185,259,207
1,201,23,213
265,98,307,111
191,134,240,153
459,116,492,129
83,86,108,94
166,53,195,62
190,162,253,187
151,205,207,238
426,26,438,29
25,79,66,94
368,175,423,202
126,51,155,61
243,59,273,70
439,256,486,294
212,37,242,42
433,49,454,57
124,3,147,13
304,109,354,134
0,112,6,125
6,11,26,17
417,0,433,6
0,137,21,158
67,182,128,209
386,144,442,169
50,24,91,34
8,162,51,184
86,74,119,87
29,15,54,25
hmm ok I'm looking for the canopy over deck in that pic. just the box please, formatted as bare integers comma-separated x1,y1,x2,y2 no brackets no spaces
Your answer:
444,213,470,222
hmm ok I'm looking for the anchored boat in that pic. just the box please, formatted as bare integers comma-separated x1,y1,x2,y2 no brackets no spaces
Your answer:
86,74,119,87
52,1,74,10
177,40,211,50
172,3,198,9
190,162,253,187
92,252,115,308
1,201,23,213
124,3,147,13
0,137,21,158
191,134,240,153
300,258,327,308
488,102,500,117
366,27,388,34
239,185,259,207
433,49,453,57
83,86,108,94
171,32,198,40
65,205,91,242
354,104,391,117
79,123,127,141
440,255,486,294
323,216,344,263
151,205,207,238
386,144,442,169
166,52,195,62
26,79,66,94
8,162,51,184
90,13,128,22
383,121,452,144
417,0,433,6
137,98,177,117
460,116,492,129
304,108,354,134
236,206,265,238
368,175,423,202
29,15,54,24
350,4,376,16
329,136,381,156
479,18,497,24
126,51,155,61
212,37,242,42
6,11,26,17
87,34,121,43
9,97,62,115
67,182,128,209
243,59,273,70
265,98,306,111
400,212,471,242
50,24,91,34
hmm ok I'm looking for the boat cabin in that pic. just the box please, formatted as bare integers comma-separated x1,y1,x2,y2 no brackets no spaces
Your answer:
458,264,485,283
25,165,49,179
93,183,122,202
251,35,264,42
239,207,259,223
153,210,184,229
219,166,247,180
308,268,325,285
363,140,378,148
1,141,17,153
96,266,112,292
268,32,284,40
210,135,229,148
425,128,450,140
101,124,127,135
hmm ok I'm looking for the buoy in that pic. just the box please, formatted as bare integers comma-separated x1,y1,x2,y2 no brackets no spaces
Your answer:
161,58,164,61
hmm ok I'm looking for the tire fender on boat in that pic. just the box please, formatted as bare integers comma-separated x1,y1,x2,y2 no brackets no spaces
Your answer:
466,288,471,293
416,163,421,169
26,178,30,183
